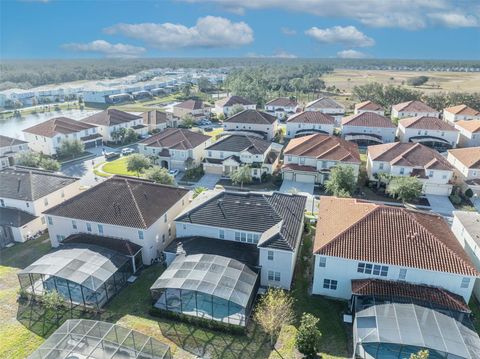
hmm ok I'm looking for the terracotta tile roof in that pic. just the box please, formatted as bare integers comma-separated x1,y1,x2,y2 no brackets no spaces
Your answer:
287,111,335,125
281,163,317,172
266,97,298,107
143,110,168,125
139,128,210,150
399,116,456,131
448,148,480,169
314,197,477,276
445,104,480,116
392,100,437,113
284,134,361,163
342,112,395,128
216,95,255,107
351,279,470,313
0,135,27,147
81,109,141,127
355,100,383,111
174,99,204,110
456,120,480,133
23,117,97,137
45,176,189,229
368,142,453,171
305,97,344,110
224,109,277,125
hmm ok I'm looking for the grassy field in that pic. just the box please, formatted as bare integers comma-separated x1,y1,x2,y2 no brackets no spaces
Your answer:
102,156,138,177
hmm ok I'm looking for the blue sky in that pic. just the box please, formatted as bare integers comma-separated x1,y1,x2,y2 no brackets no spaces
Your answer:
1,0,479,59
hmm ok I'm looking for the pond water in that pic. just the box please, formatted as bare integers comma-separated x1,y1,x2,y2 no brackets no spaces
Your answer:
0,109,101,139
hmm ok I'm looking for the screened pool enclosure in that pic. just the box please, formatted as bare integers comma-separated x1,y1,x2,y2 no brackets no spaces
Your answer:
18,246,134,308
151,254,259,326
28,319,171,359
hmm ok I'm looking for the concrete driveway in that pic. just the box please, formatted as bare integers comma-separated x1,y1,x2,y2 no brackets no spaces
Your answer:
195,173,221,189
279,180,314,195
426,195,456,217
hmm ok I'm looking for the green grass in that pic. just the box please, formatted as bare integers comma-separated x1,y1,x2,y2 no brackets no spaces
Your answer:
102,157,138,177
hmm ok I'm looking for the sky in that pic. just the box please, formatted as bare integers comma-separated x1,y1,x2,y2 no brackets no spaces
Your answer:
1,0,479,60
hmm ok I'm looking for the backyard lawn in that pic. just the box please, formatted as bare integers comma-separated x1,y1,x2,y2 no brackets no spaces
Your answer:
101,156,139,177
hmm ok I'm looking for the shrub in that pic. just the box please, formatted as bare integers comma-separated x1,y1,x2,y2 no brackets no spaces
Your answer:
449,194,462,205
465,188,474,198
295,313,322,358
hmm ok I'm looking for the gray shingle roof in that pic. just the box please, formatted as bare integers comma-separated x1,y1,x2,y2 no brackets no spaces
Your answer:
306,97,344,110
139,128,210,150
45,176,189,229
176,191,306,251
216,95,255,107
0,207,37,227
0,167,78,201
206,135,271,155
81,109,141,127
224,109,277,125
0,135,27,148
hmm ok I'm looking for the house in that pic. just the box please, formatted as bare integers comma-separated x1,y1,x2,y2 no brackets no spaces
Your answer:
0,167,80,248
142,110,178,132
223,109,278,140
354,100,384,115
455,120,480,147
304,97,345,125
367,142,454,196
203,135,281,179
285,111,335,139
81,109,147,143
172,190,306,290
23,117,101,156
341,112,396,146
282,134,361,185
138,128,212,170
214,95,256,116
173,99,211,121
447,147,480,197
44,176,190,265
397,115,459,151
0,135,28,169
312,196,478,302
391,100,439,120
265,97,298,118
444,104,480,123
452,211,480,301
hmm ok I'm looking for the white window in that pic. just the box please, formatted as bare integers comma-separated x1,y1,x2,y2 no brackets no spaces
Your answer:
399,268,407,280
47,216,53,225
428,171,433,177
183,224,186,230
219,229,225,239
72,220,77,230
208,151,212,157
379,163,384,170
268,271,281,282
400,168,405,175
323,279,337,290
461,277,471,288
0,199,4,207
86,223,92,232
41,217,46,224
247,233,253,243
26,202,29,208
241,232,247,242
164,213,167,223
56,235,65,242
98,224,104,235
267,251,274,261
253,234,260,243
235,232,240,241
44,197,48,206
61,190,65,198
162,234,165,243
138,230,144,240
318,257,326,267
300,157,305,165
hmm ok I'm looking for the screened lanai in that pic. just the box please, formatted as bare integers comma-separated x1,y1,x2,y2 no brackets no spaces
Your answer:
150,254,259,326
18,245,134,308
28,319,171,359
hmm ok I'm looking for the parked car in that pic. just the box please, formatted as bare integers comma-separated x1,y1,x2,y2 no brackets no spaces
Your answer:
169,169,179,177
121,148,135,156
104,151,120,160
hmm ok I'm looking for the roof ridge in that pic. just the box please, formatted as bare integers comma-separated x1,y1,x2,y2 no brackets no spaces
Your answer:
123,178,148,229
296,135,329,156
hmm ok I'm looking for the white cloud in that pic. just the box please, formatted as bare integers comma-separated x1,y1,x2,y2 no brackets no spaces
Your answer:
104,16,253,49
337,49,368,59
62,40,145,58
305,26,375,47
179,0,478,29
281,27,297,35
246,50,297,58
429,12,479,27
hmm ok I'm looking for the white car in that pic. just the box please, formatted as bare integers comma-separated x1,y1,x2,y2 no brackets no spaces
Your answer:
169,169,179,177
121,148,135,156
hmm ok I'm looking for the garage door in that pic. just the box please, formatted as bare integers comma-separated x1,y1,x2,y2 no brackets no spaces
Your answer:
423,184,452,196
283,171,294,181
295,173,316,183
204,164,223,175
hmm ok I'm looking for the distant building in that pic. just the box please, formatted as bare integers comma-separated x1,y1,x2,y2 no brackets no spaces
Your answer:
391,100,439,120
455,120,480,147
354,100,384,115
341,112,396,146
173,99,211,122
304,97,345,125
142,110,178,132
286,111,335,138
444,104,480,123
0,135,28,169
265,97,298,118
215,95,256,116
223,109,278,140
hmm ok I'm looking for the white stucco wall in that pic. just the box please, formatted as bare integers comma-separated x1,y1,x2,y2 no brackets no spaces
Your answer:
223,121,278,141
391,109,440,120
286,122,335,138
397,125,459,147
341,125,396,143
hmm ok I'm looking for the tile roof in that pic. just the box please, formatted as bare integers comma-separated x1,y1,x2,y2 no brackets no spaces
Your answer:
314,197,477,276
174,99,203,110
448,148,480,169
0,167,78,201
62,233,142,256
351,279,470,313
287,111,335,124
81,109,141,126
216,95,255,107
305,97,344,110
0,135,27,148
176,191,306,251
284,134,361,163
0,207,37,227
224,109,277,125
266,97,298,107
392,100,437,113
23,117,97,137
342,112,395,128
355,100,383,111
456,120,480,133
142,110,168,125
453,211,480,247
282,163,317,172
399,116,457,131
139,128,210,150
206,135,271,155
368,142,453,171
45,176,189,229
445,104,480,116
